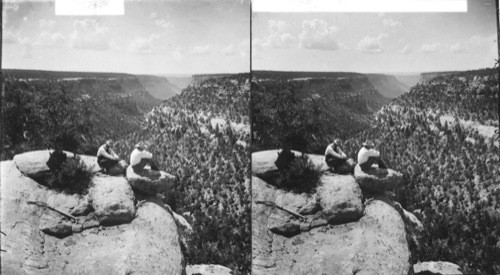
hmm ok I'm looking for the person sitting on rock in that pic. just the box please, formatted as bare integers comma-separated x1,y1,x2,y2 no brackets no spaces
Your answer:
130,141,160,173
325,138,348,172
357,140,388,171
97,139,121,173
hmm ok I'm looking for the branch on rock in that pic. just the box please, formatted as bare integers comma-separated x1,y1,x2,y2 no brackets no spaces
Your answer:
255,200,306,220
26,201,77,222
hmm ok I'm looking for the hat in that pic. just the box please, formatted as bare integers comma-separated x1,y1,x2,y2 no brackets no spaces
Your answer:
333,138,341,145
362,140,375,147
135,141,146,149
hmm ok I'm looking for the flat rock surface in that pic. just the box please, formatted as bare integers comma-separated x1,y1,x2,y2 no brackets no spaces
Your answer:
1,160,185,274
13,150,100,178
186,264,232,275
354,164,403,193
414,261,463,275
126,166,176,196
90,174,136,225
252,174,410,275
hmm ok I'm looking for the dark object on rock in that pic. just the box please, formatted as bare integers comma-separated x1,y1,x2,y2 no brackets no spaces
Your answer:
275,149,295,170
354,164,403,194
126,166,176,196
39,211,73,238
46,149,68,171
107,160,129,176
334,158,357,174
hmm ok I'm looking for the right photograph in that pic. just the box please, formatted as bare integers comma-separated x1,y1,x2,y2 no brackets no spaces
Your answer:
251,1,499,274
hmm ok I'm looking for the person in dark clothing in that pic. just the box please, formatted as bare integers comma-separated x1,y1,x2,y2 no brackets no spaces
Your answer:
97,139,120,173
325,138,348,172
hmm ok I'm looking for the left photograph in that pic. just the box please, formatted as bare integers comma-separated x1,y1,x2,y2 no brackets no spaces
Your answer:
1,0,251,274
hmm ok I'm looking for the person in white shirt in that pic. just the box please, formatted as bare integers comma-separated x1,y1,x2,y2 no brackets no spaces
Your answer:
357,140,388,171
325,138,348,172
130,141,159,173
97,139,121,173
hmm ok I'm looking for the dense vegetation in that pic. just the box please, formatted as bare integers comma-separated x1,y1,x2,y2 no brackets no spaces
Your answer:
252,75,388,153
253,68,499,273
1,74,159,159
44,150,94,195
342,69,499,273
113,74,251,273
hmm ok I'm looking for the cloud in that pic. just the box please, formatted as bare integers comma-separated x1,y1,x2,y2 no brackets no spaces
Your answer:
222,39,249,57
420,43,440,53
39,19,56,31
357,33,388,53
3,30,18,44
150,12,158,19
383,18,401,27
255,20,296,49
19,37,33,59
174,46,184,61
299,19,340,51
128,34,161,54
399,44,412,54
450,42,467,53
35,19,66,48
449,35,497,55
70,18,110,51
191,44,214,55
155,19,172,29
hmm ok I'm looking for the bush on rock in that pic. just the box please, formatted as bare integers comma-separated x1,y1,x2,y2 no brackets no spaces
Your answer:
274,150,321,194
45,151,94,195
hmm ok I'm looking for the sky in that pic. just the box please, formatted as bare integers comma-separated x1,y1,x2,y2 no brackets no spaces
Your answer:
252,0,498,73
2,0,250,75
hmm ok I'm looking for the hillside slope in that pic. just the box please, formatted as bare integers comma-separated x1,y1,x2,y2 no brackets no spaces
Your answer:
113,74,251,273
367,73,409,98
1,72,161,159
252,72,389,153
344,68,499,273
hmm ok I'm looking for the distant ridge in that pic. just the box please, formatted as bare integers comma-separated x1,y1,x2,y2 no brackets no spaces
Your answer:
420,68,496,82
2,69,180,100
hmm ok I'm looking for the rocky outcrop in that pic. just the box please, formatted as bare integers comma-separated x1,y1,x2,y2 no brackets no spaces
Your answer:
252,150,410,274
90,174,136,225
1,154,186,274
13,150,100,178
394,202,424,231
354,164,403,193
186,264,232,275
317,173,363,224
414,261,463,275
126,166,176,196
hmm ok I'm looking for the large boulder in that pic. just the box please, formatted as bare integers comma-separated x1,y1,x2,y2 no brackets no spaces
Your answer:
414,261,463,275
253,172,410,274
354,164,403,193
317,173,363,224
13,150,100,179
126,166,176,196
1,160,185,274
90,174,136,225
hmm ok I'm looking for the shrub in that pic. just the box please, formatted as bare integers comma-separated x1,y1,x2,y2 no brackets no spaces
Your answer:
274,152,321,194
45,153,94,195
